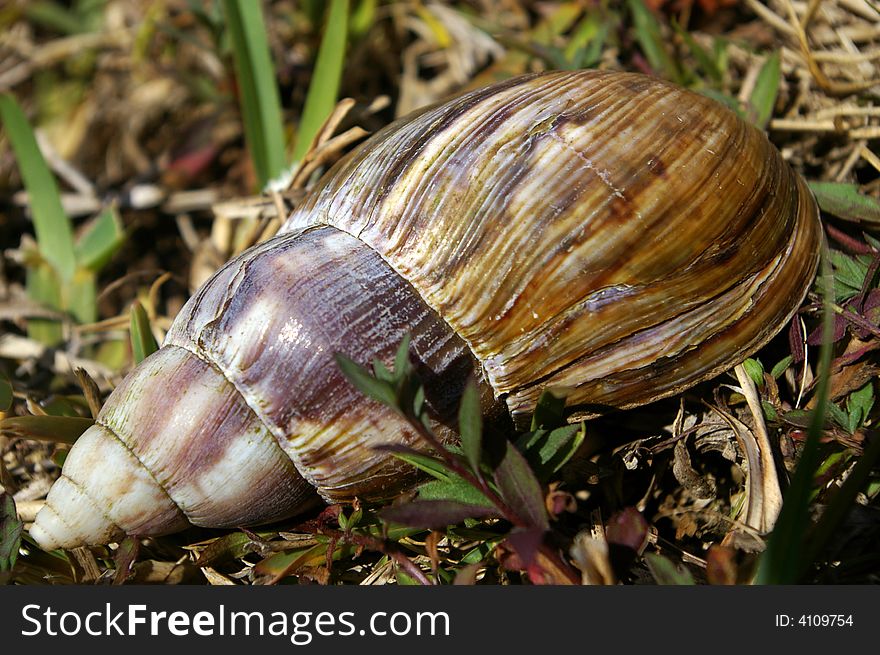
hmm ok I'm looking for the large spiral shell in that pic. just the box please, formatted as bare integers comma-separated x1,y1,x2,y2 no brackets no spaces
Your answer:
31,70,820,550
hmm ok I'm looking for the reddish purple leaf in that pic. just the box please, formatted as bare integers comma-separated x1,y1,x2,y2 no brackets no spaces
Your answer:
806,314,847,347
863,288,880,315
789,317,807,363
504,527,545,570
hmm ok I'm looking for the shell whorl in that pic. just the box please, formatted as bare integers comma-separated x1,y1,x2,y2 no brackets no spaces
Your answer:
32,227,496,550
31,70,820,550
282,69,821,421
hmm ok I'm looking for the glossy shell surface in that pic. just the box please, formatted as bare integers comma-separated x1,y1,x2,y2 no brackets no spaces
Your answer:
283,69,821,421
31,70,821,550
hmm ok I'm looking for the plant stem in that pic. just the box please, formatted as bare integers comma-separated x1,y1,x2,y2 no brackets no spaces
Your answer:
403,411,530,529
402,410,583,584
324,527,433,585
833,303,880,338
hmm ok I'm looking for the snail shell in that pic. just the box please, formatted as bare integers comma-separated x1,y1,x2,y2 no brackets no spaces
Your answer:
31,70,820,550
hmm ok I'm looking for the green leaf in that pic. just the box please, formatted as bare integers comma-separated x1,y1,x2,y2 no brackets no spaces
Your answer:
0,493,24,577
495,440,549,531
644,552,695,585
301,0,326,26
516,424,585,481
460,540,497,565
579,21,610,69
129,301,159,365
381,500,497,530
826,401,849,431
770,355,793,379
40,396,84,418
530,388,569,430
393,332,411,380
335,353,398,408
829,250,868,302
761,400,778,422
742,358,765,387
395,568,420,585
846,382,874,433
808,182,880,223
627,0,682,84
371,359,394,382
0,415,93,444
291,0,349,164
0,94,76,282
221,0,287,188
749,51,780,129
458,380,482,474
74,206,125,272
412,384,426,423
381,445,455,482
418,477,495,509
0,371,12,413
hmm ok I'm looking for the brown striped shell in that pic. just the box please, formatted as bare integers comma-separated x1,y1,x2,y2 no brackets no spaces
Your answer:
30,70,820,550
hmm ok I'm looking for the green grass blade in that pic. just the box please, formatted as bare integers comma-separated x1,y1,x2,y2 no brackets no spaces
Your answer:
0,415,94,445
68,269,97,324
350,0,377,39
0,94,76,282
25,262,63,345
627,0,682,84
75,206,125,272
749,51,781,129
563,13,599,67
129,301,159,365
755,246,834,584
221,0,287,189
291,0,349,164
